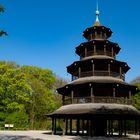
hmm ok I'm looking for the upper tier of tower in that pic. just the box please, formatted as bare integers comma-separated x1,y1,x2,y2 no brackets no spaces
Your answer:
83,4,112,41
83,26,112,41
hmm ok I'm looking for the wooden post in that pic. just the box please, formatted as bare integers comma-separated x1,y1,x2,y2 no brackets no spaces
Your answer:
90,87,94,103
120,120,122,136
70,119,72,135
111,120,113,135
135,120,138,135
94,45,96,55
63,119,65,135
124,120,126,136
108,64,111,76
95,31,97,38
82,119,85,135
90,120,93,136
66,119,68,135
78,67,81,78
113,88,116,97
138,120,140,139
119,67,122,79
87,119,89,136
54,118,56,135
108,120,111,136
111,47,114,57
92,64,95,76
104,45,106,55
85,48,87,57
77,119,80,135
118,120,120,136
52,117,54,135
71,90,74,104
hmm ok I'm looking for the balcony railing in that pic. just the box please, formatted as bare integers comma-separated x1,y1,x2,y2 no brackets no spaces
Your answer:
79,70,125,81
81,50,115,59
63,96,134,106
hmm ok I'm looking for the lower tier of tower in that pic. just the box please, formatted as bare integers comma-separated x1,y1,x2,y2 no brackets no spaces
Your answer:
47,103,140,136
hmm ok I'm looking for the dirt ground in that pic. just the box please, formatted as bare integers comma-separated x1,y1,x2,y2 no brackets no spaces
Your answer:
0,130,139,140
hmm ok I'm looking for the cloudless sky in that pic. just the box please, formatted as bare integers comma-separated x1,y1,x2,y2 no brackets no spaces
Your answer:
0,0,140,82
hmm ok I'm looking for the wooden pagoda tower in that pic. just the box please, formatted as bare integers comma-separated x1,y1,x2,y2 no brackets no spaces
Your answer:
48,6,140,136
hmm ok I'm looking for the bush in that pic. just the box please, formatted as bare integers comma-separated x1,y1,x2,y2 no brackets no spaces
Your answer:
5,111,29,129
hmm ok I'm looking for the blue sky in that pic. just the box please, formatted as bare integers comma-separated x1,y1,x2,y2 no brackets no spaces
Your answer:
0,0,140,82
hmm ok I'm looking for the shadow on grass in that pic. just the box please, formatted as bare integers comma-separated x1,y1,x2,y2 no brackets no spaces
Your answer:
0,135,43,140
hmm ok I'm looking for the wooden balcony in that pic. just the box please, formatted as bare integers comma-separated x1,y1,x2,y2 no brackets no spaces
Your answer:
74,70,125,80
81,50,115,59
63,96,134,106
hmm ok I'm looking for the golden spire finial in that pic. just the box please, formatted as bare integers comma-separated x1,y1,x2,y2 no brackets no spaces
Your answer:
93,1,101,26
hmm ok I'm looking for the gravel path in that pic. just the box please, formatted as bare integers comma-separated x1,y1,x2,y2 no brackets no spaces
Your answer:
0,130,139,140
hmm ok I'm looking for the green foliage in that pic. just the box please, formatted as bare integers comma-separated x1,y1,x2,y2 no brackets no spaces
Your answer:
0,4,4,12
5,111,29,129
0,62,31,112
0,61,65,129
131,77,140,110
20,65,57,129
0,112,7,121
0,4,7,36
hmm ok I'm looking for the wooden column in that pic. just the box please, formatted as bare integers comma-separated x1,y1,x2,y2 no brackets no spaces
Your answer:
135,120,138,135
118,120,120,136
138,120,140,139
82,119,85,135
124,120,126,136
92,63,95,76
111,47,114,57
104,45,106,55
52,117,54,135
66,119,68,135
119,67,122,79
113,88,116,97
94,45,96,55
77,119,80,135
95,31,97,38
90,120,93,136
54,118,56,135
90,34,92,40
111,120,113,135
78,67,81,78
71,90,74,104
108,64,111,76
62,119,65,135
119,120,123,136
85,48,87,57
108,120,111,136
70,119,72,135
87,120,89,136
90,87,94,103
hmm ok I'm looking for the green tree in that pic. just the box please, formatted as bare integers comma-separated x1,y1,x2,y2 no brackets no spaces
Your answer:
131,76,140,110
0,61,67,129
0,4,4,12
5,111,29,129
21,65,57,129
0,62,31,129
0,4,7,36
0,62,31,112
